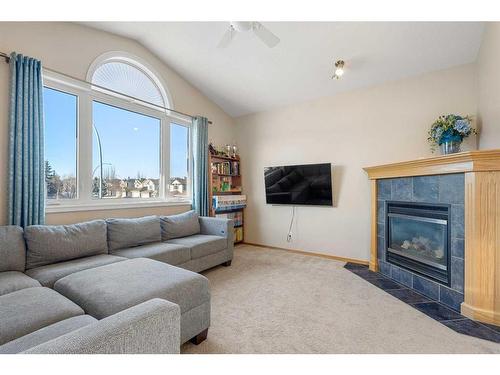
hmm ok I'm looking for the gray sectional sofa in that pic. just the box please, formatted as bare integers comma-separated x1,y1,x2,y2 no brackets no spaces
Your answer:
0,210,234,354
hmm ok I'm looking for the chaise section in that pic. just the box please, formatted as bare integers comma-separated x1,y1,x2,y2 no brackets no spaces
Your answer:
53,258,210,344
24,299,181,354
167,234,227,259
0,271,41,296
111,242,190,266
25,254,127,288
0,315,97,354
0,287,84,345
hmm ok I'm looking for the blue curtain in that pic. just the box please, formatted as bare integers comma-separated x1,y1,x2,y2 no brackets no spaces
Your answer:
191,116,209,216
8,53,45,227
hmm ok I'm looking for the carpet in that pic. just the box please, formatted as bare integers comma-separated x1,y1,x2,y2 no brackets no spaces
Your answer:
181,245,500,354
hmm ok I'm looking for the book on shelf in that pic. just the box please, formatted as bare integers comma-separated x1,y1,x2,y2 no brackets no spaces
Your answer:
234,227,243,242
216,211,243,227
211,160,239,176
213,194,247,212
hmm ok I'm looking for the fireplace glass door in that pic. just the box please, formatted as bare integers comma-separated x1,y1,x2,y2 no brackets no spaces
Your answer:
386,202,450,285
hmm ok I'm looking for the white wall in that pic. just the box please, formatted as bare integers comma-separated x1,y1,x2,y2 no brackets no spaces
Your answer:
236,64,478,261
0,22,236,225
477,23,500,149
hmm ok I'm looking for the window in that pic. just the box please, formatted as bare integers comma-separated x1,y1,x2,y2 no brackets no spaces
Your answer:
92,101,161,199
92,62,165,107
43,87,78,200
168,123,190,200
42,53,191,211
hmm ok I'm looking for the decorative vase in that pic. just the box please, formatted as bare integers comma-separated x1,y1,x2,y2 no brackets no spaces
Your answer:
440,140,462,155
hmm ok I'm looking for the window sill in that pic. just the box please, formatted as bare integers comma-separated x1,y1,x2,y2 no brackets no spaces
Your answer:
46,200,192,214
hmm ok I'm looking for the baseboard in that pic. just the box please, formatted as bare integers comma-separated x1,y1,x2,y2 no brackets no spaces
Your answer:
240,242,369,266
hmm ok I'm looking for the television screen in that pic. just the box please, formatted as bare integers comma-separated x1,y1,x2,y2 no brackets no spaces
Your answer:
264,163,333,206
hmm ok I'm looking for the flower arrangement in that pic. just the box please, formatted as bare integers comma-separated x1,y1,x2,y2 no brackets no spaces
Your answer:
427,114,476,152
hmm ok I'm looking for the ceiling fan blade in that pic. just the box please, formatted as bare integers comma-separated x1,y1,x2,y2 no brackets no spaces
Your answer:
252,22,280,48
217,26,234,48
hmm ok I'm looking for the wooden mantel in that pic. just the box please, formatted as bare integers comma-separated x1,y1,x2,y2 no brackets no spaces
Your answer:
363,149,500,326
364,149,500,179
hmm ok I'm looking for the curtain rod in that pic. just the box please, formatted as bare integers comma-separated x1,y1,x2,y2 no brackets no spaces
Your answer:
0,51,212,124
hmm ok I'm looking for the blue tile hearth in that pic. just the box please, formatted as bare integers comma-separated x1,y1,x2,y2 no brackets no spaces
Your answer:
412,302,463,321
344,262,500,344
442,319,500,343
386,288,431,304
367,277,404,290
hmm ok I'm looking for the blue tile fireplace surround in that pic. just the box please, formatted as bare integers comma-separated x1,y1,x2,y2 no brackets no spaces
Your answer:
376,174,465,311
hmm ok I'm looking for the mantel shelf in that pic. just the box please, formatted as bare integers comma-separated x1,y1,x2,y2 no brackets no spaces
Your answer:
363,149,500,180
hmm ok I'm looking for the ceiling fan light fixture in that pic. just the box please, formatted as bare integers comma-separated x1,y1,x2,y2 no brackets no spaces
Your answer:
332,60,345,80
218,21,280,48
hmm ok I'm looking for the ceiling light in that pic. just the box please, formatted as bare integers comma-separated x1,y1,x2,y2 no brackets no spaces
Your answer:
332,60,345,80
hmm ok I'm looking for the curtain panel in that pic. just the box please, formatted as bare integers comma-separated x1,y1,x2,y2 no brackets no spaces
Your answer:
191,116,209,216
8,52,45,227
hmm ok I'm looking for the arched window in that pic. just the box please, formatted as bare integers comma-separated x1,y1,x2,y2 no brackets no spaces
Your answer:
87,52,171,109
43,52,190,210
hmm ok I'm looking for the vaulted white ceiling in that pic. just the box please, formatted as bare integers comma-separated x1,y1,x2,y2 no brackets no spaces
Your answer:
84,22,484,117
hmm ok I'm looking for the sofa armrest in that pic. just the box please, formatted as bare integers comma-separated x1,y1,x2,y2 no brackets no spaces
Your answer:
24,299,180,354
199,217,234,239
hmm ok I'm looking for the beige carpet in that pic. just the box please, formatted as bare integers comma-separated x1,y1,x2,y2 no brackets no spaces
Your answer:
182,245,500,354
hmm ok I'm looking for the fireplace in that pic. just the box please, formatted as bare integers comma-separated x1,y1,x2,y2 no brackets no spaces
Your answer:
385,201,451,286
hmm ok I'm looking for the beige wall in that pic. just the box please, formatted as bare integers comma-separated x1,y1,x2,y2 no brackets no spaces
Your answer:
0,22,236,225
236,64,478,261
477,22,500,149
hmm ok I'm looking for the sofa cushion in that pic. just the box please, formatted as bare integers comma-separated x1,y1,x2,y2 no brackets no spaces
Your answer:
167,234,227,259
111,242,190,266
0,271,41,296
0,315,97,354
25,254,127,288
106,216,161,251
0,287,84,345
160,210,200,241
0,226,26,272
24,220,108,269
54,258,210,318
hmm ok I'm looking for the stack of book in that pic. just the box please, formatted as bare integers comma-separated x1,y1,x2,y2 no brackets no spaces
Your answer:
216,211,243,227
213,195,247,213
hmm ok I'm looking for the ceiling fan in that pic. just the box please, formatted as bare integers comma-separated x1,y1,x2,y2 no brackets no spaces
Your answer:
217,22,280,48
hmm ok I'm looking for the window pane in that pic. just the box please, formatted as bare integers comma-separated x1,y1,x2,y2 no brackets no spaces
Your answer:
92,62,165,107
43,87,77,200
168,123,189,199
92,101,160,199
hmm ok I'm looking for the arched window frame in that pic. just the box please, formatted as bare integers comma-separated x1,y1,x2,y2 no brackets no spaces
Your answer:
43,52,192,212
86,51,174,110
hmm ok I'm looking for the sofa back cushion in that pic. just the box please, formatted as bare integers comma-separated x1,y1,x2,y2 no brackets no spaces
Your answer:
106,216,161,251
25,220,108,269
160,210,200,241
0,226,26,272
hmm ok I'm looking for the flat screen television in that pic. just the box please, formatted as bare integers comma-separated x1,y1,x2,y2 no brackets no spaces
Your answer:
264,163,333,206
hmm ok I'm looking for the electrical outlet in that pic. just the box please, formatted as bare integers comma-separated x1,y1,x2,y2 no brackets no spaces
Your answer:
287,233,292,242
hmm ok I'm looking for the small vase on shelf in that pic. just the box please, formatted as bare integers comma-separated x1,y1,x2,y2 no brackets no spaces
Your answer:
428,114,476,156
439,134,462,155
